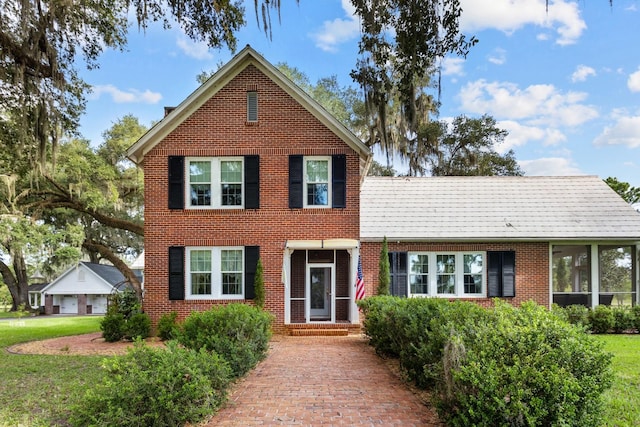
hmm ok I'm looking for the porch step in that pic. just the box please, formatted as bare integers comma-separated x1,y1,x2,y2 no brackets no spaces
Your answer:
289,328,350,337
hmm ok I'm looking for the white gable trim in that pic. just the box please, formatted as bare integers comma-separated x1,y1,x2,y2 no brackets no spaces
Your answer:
41,263,117,295
126,45,371,165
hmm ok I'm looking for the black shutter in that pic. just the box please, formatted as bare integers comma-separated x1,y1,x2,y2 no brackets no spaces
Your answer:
168,246,185,300
502,251,516,297
332,154,346,208
487,251,516,298
244,246,260,299
389,252,408,297
289,155,303,208
168,156,184,209
244,155,260,209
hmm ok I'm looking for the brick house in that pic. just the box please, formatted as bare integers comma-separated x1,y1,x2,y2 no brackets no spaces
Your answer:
360,176,640,309
127,46,371,333
128,46,640,333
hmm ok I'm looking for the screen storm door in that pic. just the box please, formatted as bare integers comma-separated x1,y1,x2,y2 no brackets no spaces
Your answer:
308,264,334,320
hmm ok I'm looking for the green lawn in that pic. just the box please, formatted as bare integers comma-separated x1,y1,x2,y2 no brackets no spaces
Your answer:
0,317,639,426
0,316,104,426
596,334,640,427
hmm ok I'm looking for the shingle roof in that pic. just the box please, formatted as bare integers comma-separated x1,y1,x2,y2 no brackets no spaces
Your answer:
360,175,640,242
82,262,128,287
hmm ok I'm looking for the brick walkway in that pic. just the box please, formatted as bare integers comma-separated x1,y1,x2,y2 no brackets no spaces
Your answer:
208,335,443,426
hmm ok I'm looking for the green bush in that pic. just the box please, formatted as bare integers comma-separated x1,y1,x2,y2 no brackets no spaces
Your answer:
562,304,591,329
178,304,273,377
439,301,613,427
612,307,634,333
590,305,615,334
358,296,406,357
632,305,640,333
157,311,180,341
100,313,125,342
70,341,231,427
125,312,151,340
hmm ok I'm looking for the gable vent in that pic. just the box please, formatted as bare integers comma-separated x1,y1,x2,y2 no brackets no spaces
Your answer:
247,91,258,122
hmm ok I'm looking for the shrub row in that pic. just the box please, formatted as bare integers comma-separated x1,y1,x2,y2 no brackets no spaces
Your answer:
72,304,273,427
554,304,640,334
358,297,613,427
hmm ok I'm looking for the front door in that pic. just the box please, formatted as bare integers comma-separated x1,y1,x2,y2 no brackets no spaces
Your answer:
309,265,332,320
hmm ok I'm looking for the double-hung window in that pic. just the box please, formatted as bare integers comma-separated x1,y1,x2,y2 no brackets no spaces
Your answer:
304,157,331,207
187,157,244,208
408,252,485,297
186,247,244,299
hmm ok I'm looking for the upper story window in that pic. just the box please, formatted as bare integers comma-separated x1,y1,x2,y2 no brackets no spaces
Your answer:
247,91,258,122
408,252,484,297
304,157,331,207
288,154,346,209
187,157,244,209
186,247,244,299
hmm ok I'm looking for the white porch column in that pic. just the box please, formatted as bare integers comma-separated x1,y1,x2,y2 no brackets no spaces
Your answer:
590,244,599,309
282,248,292,324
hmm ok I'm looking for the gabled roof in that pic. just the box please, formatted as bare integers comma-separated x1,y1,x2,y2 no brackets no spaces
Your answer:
360,175,640,242
126,45,371,165
41,262,131,293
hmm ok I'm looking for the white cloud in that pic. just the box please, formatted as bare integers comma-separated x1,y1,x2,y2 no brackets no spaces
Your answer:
176,38,213,60
487,48,507,65
458,79,598,127
627,68,640,92
441,57,465,76
311,0,360,52
519,157,583,176
90,85,162,104
498,120,566,153
460,0,586,45
593,115,640,148
571,65,596,82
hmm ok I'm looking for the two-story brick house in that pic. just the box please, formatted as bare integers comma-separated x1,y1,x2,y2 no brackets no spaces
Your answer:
128,46,640,334
127,46,371,333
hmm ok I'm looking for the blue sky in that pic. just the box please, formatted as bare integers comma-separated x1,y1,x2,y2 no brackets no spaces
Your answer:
78,0,640,187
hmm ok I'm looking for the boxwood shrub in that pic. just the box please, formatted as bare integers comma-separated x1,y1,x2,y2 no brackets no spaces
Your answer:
177,304,273,377
359,297,613,427
70,341,231,427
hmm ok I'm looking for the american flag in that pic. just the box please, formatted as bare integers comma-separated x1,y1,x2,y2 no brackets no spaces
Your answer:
355,256,365,301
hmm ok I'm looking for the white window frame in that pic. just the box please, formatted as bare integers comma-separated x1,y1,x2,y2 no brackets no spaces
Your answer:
185,247,245,300
186,157,244,209
408,252,486,298
303,156,332,208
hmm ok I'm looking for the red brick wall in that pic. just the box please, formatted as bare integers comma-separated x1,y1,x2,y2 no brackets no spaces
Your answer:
142,65,361,333
360,241,550,308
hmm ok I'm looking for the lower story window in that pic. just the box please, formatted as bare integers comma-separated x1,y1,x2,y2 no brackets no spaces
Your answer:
186,247,244,299
409,252,484,297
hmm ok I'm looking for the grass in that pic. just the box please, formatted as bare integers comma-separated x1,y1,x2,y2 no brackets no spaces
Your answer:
1,317,639,426
0,316,104,426
596,334,640,427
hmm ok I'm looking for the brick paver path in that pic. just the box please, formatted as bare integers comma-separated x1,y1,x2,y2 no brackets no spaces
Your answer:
208,335,442,426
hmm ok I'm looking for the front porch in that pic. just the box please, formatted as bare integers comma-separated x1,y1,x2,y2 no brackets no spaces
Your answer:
282,240,361,327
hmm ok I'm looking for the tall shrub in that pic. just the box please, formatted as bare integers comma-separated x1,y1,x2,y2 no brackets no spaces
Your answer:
439,301,613,427
378,236,390,295
253,258,265,309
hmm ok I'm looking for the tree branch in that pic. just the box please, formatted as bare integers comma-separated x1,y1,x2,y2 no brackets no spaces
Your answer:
82,240,142,300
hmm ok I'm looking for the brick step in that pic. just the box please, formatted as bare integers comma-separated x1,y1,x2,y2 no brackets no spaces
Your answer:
289,328,350,336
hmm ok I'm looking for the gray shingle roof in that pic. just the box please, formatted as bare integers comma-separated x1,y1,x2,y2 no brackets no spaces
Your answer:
360,176,640,242
82,262,128,287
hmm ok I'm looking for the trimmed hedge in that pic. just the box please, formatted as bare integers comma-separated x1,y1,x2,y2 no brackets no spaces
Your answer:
70,341,231,427
358,297,613,427
177,304,273,377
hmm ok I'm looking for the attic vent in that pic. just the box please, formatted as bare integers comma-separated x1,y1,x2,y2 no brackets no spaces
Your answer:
247,91,258,122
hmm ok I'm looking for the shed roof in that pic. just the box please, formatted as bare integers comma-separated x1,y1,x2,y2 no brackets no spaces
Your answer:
360,175,640,242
